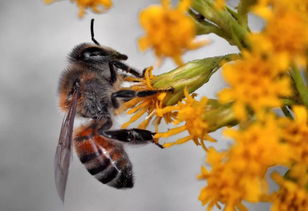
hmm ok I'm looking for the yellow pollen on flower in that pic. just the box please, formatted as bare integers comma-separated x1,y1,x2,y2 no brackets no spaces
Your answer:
218,51,292,121
198,116,291,210
120,67,175,131
264,12,308,66
283,106,308,163
252,0,308,66
253,0,308,18
270,173,308,211
138,0,208,65
44,0,112,17
155,89,215,149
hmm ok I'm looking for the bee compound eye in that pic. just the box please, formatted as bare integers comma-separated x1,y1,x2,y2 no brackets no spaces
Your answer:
82,47,109,61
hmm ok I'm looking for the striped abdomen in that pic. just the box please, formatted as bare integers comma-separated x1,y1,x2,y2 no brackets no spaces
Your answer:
74,126,133,188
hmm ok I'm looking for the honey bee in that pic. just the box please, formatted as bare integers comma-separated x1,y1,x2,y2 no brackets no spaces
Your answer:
55,19,167,202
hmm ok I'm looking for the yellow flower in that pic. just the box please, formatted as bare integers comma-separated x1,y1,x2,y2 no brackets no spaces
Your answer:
287,163,308,190
248,34,290,71
252,0,308,66
138,0,208,65
44,0,112,17
282,106,308,165
120,67,174,131
155,89,215,149
280,106,308,187
198,149,250,211
253,0,308,18
121,56,230,133
266,12,308,54
270,173,308,211
198,116,291,210
265,13,308,66
218,51,292,121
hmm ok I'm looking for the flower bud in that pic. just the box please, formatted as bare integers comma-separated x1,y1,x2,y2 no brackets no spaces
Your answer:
152,54,237,105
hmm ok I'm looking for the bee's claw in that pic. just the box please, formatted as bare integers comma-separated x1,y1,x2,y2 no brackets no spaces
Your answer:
154,142,164,149
141,68,147,77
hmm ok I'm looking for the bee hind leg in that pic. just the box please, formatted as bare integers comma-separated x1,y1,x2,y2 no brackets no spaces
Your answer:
100,128,163,148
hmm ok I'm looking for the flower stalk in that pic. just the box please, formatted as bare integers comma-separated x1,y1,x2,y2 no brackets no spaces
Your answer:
152,53,239,105
191,0,250,49
237,0,256,26
291,65,308,108
203,100,237,131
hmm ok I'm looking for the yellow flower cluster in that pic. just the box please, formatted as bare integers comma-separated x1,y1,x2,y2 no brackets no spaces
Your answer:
121,1,308,208
138,0,207,65
219,51,292,120
252,0,308,66
282,106,308,167
270,173,308,211
198,116,291,210
218,0,308,121
121,57,235,149
121,56,229,134
155,89,215,148
278,106,308,200
209,1,308,209
44,0,112,17
120,67,173,131
197,105,308,210
122,73,216,149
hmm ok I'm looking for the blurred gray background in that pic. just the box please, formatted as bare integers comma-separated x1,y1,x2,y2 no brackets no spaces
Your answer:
0,0,269,211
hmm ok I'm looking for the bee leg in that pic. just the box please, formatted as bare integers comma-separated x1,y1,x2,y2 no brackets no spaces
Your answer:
100,128,163,148
111,90,135,109
111,88,174,109
112,61,143,78
95,116,113,131
108,62,117,84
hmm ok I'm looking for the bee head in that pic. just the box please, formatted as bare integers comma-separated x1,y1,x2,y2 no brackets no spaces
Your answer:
69,43,128,65
69,19,128,64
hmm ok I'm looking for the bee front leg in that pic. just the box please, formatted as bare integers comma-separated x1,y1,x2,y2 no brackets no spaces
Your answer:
112,61,144,78
108,62,117,84
100,128,163,148
111,88,174,109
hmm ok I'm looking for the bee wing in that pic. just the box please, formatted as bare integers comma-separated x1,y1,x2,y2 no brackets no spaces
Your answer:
54,88,79,202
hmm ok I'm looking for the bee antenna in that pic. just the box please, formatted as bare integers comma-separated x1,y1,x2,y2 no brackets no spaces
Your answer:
91,19,101,46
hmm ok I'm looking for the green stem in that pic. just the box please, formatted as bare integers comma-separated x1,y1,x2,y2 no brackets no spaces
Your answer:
237,0,256,26
291,65,308,107
304,53,308,82
281,98,296,106
204,100,238,131
189,9,225,37
191,0,250,49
